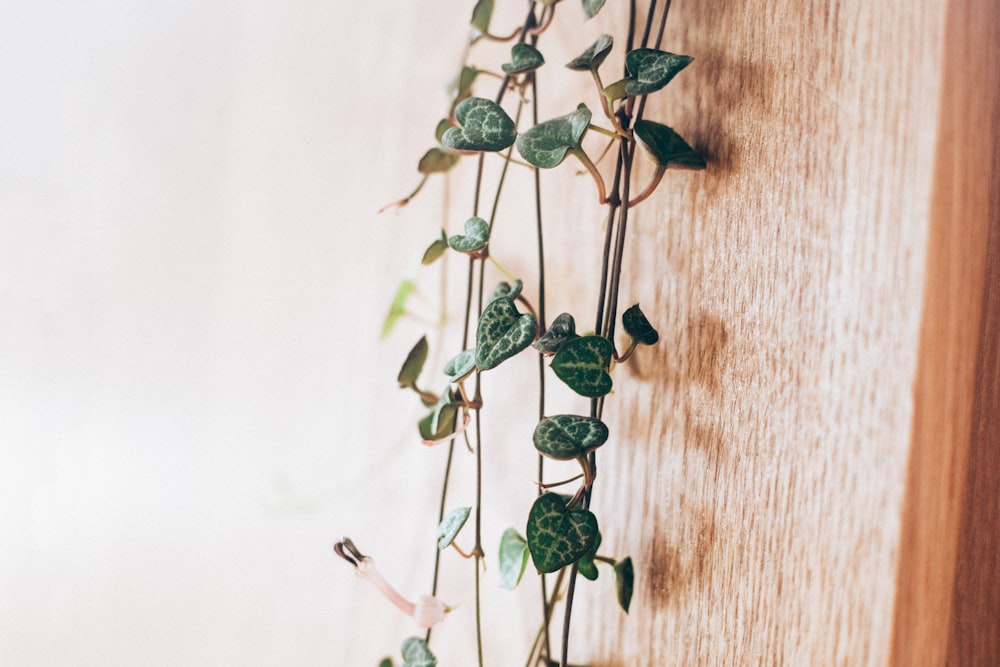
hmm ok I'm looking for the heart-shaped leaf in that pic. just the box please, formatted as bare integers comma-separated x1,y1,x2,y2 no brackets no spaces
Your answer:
533,414,609,460
581,0,607,19
566,34,613,72
502,43,544,74
400,637,437,667
437,506,471,550
421,230,448,265
532,312,579,355
633,120,705,169
442,98,516,153
551,335,613,397
577,530,602,581
398,336,429,389
516,105,592,169
614,556,634,613
624,48,693,95
448,216,490,253
526,493,599,573
475,297,538,371
417,147,459,175
622,303,660,345
498,528,529,590
488,279,523,303
443,349,476,383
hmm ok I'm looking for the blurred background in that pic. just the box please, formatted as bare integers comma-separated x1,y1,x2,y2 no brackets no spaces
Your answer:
0,2,490,664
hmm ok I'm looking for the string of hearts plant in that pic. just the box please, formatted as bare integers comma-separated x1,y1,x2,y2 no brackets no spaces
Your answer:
335,1,705,665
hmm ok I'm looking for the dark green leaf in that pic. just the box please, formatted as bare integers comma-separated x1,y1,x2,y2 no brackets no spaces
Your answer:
381,279,415,340
624,49,693,95
443,349,476,383
566,34,613,71
526,493,599,573
421,230,449,265
447,216,490,254
488,279,523,303
614,557,634,613
400,637,437,667
470,0,494,35
417,147,459,175
577,530,602,581
379,659,393,667
633,120,705,169
533,414,609,460
516,106,592,169
581,0,607,19
622,303,660,345
532,312,578,355
398,336,429,389
475,296,537,371
551,335,613,397
442,98,516,153
498,528,530,590
437,506,471,550
502,43,545,74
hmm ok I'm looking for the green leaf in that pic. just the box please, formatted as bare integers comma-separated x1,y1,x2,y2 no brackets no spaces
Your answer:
379,659,394,667
498,528,530,590
633,120,706,169
532,312,578,355
397,336,429,389
418,392,458,441
614,557,634,613
443,349,476,383
421,230,449,265
622,303,660,345
502,43,545,74
417,147,459,175
475,296,538,371
381,279,415,340
448,67,479,107
447,216,490,254
434,119,452,143
526,493,599,573
442,98,516,153
470,0,493,35
581,0,607,19
566,34,613,71
488,279,523,303
601,77,630,102
516,106,592,169
551,335,613,397
577,530,602,581
533,414,609,460
400,637,437,667
437,506,471,550
624,49,693,95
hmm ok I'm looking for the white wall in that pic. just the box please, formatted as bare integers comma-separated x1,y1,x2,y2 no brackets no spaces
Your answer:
0,2,476,664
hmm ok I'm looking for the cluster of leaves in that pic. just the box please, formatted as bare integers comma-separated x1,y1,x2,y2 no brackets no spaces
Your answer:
372,0,707,663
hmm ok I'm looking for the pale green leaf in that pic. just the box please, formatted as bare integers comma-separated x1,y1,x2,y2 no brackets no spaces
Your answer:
448,216,490,254
581,0,606,19
400,637,437,667
443,349,476,383
502,43,545,74
421,230,448,265
437,506,471,550
381,279,415,340
498,528,529,590
397,336,429,389
417,147,459,175
566,34,613,71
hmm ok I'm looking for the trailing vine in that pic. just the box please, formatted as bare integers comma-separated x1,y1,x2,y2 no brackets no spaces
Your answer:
335,1,704,665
